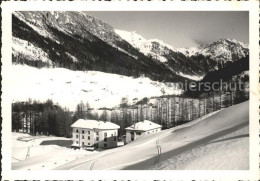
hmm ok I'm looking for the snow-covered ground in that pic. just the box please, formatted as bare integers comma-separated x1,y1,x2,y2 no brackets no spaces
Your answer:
150,125,248,170
12,132,96,170
12,101,248,170
48,101,248,170
12,37,53,65
11,64,182,110
176,71,203,81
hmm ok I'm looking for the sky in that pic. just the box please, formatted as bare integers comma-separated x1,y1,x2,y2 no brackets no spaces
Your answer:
85,11,249,48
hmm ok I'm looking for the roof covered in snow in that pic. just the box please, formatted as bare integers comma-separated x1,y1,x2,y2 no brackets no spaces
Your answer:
125,120,162,131
71,119,120,130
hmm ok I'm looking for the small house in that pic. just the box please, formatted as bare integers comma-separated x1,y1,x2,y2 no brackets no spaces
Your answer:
125,120,162,144
71,119,120,149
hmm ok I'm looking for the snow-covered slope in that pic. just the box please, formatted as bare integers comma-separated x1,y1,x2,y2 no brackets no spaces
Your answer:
13,12,189,83
12,37,53,66
12,132,93,170
11,65,182,110
115,29,177,63
12,101,249,170
151,125,249,170
115,29,248,81
49,101,248,170
116,29,249,63
180,38,249,62
14,11,120,45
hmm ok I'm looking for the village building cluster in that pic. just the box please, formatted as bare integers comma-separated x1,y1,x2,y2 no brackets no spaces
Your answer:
71,119,162,150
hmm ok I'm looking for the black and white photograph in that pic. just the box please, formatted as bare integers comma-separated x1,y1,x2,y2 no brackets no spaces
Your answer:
1,1,259,180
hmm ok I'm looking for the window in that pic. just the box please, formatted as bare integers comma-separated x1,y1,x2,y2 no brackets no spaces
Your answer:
88,136,90,140
104,138,107,142
96,137,99,141
114,137,116,141
76,129,78,133
82,142,84,145
82,135,84,139
76,141,78,144
104,143,107,148
136,132,141,136
76,135,78,138
88,143,90,146
88,131,90,134
82,130,84,134
104,132,107,138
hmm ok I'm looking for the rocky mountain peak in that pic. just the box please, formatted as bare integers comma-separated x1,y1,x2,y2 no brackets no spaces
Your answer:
14,11,121,44
198,38,249,62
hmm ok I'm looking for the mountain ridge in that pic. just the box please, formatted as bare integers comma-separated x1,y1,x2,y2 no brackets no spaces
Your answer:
115,29,248,63
12,11,249,82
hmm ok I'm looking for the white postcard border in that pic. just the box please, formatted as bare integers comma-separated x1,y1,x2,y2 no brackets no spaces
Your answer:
1,1,259,180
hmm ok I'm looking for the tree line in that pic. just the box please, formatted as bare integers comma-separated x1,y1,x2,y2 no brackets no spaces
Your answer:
12,99,109,137
117,85,249,137
12,66,249,138
12,99,72,137
116,67,249,136
12,79,248,138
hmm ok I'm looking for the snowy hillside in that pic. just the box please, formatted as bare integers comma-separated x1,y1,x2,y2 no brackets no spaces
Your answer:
12,132,93,170
12,37,53,66
115,29,177,63
12,100,249,170
11,65,182,110
48,101,247,170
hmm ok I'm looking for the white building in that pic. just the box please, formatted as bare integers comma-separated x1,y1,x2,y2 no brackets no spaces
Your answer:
125,120,162,144
71,119,120,149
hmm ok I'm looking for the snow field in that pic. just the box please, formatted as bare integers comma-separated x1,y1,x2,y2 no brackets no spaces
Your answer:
53,101,248,170
12,101,249,170
12,132,95,170
150,125,249,170
11,64,181,110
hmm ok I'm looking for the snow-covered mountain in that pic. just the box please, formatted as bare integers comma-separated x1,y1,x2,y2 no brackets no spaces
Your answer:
14,11,120,45
115,29,176,63
11,11,249,109
180,38,248,62
12,11,249,82
115,29,249,63
13,11,191,83
115,29,249,80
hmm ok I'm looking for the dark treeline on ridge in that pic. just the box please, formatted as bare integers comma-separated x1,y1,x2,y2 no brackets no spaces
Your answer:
185,55,249,98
